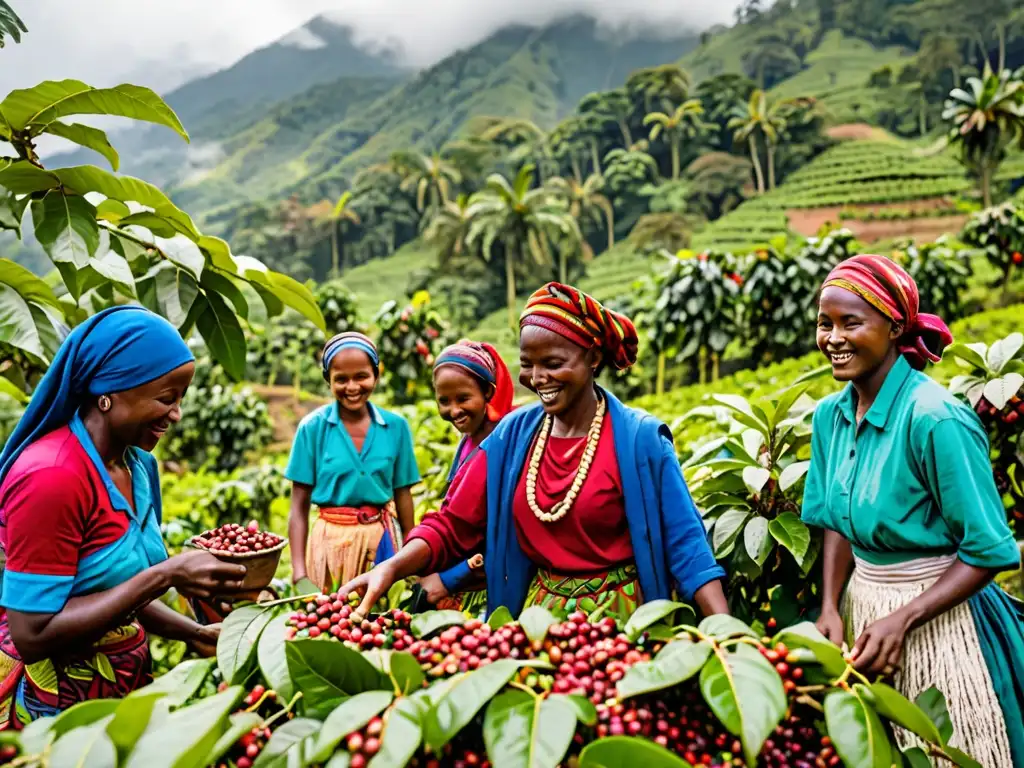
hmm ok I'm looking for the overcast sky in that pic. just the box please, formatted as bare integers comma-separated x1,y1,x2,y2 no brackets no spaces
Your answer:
2,1,741,97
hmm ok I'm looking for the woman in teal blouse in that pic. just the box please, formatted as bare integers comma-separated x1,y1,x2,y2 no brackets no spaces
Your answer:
803,255,1024,766
286,333,421,593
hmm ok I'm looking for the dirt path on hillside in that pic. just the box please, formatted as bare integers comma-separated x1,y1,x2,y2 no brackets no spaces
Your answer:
250,385,329,446
787,199,967,243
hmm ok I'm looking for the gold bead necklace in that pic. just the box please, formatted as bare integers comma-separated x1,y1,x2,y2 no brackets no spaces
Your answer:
526,394,606,523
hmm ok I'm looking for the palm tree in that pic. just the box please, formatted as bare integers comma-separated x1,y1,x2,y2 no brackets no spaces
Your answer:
391,150,463,213
327,191,361,277
474,117,556,181
627,65,692,113
643,99,709,180
546,173,616,255
942,66,1024,207
578,89,635,148
727,90,791,193
465,165,583,329
423,195,472,269
0,1,26,47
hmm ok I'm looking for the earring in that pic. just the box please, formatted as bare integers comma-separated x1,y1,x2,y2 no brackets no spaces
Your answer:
98,395,112,412
530,378,536,388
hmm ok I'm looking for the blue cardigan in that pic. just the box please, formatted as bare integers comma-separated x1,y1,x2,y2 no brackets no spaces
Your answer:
477,387,724,617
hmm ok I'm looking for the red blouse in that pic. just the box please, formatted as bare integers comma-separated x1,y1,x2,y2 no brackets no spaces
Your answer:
409,412,632,576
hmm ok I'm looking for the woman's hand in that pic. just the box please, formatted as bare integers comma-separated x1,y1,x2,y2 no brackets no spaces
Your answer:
815,606,846,647
848,611,910,675
417,573,449,605
338,562,399,620
164,551,247,599
189,623,220,657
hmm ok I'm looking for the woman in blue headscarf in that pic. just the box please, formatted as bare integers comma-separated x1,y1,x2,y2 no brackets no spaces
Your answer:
0,306,247,729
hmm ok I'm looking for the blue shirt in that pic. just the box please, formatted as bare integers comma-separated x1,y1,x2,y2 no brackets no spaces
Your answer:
285,402,421,507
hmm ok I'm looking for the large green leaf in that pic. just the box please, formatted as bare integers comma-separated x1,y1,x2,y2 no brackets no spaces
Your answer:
697,614,758,641
44,121,119,170
743,516,773,567
423,660,536,751
488,606,515,630
699,644,787,765
0,282,44,358
137,658,214,709
914,686,953,743
106,690,170,763
712,508,750,557
47,699,121,742
89,246,135,295
125,686,244,768
0,80,187,140
32,190,99,268
201,270,248,319
48,715,118,768
578,736,693,767
204,712,263,768
284,638,388,719
256,612,295,701
371,696,425,768
866,683,943,746
217,604,278,685
772,622,847,678
197,291,247,381
234,255,324,331
768,512,811,565
310,690,394,763
0,161,60,193
251,717,322,768
624,600,694,642
823,688,892,768
617,638,713,699
410,610,467,638
0,257,61,308
157,235,205,279
483,689,578,768
0,191,29,235
518,605,560,647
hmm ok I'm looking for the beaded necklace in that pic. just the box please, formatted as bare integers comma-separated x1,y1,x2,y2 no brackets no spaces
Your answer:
525,393,606,523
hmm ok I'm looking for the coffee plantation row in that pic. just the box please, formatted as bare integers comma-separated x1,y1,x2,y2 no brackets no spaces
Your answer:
0,597,982,768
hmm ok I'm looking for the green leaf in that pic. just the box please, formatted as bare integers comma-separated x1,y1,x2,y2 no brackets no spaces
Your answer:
204,712,263,768
32,190,99,268
983,373,1023,410
197,291,247,381
201,270,248,319
823,688,892,768
623,600,693,642
0,191,29,235
901,747,932,768
0,282,45,359
866,683,942,745
986,332,1023,373
945,342,987,371
96,199,131,222
217,604,278,685
773,622,847,678
698,614,759,640
712,508,750,558
89,248,135,294
125,686,244,768
410,609,467,638
234,255,325,331
0,257,62,308
423,660,535,752
699,644,787,765
371,697,424,768
483,688,578,768
578,735,694,767
768,512,811,565
284,638,388,719
488,607,515,630
563,695,597,726
0,161,60,193
778,461,810,492
519,605,559,647
135,658,214,709
49,716,118,768
158,235,205,279
0,375,27,402
741,466,771,494
106,690,171,764
0,80,188,140
310,690,393,763
617,638,713,699
251,717,322,768
743,516,773,567
48,699,121,742
257,612,295,701
914,687,953,743
43,121,119,170
942,746,983,768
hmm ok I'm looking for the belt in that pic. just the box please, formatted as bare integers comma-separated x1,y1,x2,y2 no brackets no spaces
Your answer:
318,505,386,526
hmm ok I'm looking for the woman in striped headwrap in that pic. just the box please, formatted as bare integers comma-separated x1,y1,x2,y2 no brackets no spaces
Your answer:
339,283,728,625
285,332,421,592
803,255,1024,766
414,341,515,615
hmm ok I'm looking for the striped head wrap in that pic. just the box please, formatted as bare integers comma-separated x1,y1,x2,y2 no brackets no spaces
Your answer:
519,282,639,371
433,340,514,422
322,332,379,378
822,254,953,370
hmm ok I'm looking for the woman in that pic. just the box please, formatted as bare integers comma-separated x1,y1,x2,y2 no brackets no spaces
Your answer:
340,283,728,623
803,255,1024,766
286,332,421,593
416,340,514,614
0,306,247,728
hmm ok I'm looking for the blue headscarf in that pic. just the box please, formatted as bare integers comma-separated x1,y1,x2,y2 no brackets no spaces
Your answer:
0,306,194,485
321,332,379,379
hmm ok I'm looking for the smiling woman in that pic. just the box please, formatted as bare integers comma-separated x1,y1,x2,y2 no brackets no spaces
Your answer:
337,282,729,626
0,306,248,730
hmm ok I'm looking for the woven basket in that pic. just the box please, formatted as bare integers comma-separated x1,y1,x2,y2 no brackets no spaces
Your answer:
187,537,288,592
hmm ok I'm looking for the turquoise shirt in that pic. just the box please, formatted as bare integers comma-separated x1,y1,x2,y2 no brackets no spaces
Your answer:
802,355,1020,570
285,403,421,508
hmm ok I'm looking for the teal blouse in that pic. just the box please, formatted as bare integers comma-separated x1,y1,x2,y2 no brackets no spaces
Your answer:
285,402,421,508
801,356,1020,570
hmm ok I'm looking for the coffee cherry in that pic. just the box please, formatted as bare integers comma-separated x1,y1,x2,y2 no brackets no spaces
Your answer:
194,522,282,554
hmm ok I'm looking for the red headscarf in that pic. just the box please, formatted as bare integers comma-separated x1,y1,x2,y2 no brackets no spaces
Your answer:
433,340,514,422
519,282,639,371
822,254,953,370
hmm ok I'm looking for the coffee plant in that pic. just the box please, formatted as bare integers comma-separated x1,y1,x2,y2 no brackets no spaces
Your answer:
740,245,807,365
198,464,291,532
8,602,982,768
650,250,743,384
946,332,1024,535
247,317,323,391
374,291,452,405
961,201,1024,289
895,238,971,321
317,280,362,335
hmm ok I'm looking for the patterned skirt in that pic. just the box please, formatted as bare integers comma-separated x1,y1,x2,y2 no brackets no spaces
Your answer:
307,502,402,594
525,564,641,624
0,611,151,730
844,555,1024,767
